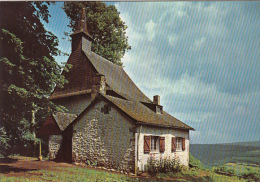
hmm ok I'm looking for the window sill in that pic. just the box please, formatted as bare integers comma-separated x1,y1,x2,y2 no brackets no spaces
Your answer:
174,150,184,152
150,151,159,154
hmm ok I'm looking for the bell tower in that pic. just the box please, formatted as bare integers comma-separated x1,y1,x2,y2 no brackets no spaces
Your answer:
70,8,93,55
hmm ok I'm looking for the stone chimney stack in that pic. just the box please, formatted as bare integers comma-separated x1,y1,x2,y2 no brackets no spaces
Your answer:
153,95,160,105
98,75,106,95
91,74,106,101
91,85,98,102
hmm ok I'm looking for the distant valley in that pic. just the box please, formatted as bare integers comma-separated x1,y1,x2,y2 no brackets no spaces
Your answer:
190,141,260,166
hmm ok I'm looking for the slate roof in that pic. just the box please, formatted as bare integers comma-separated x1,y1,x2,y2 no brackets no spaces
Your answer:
39,112,77,136
85,51,152,103
53,112,77,131
49,46,152,104
43,9,194,132
102,94,194,130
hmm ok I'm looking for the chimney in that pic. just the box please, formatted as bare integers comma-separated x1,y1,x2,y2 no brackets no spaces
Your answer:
91,75,106,101
91,85,98,102
153,95,160,105
98,75,106,95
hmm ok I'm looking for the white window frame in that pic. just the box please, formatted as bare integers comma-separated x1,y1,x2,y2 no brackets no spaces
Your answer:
176,137,183,151
150,136,159,152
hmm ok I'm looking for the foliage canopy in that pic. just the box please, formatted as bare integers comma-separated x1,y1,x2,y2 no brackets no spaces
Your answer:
0,2,68,155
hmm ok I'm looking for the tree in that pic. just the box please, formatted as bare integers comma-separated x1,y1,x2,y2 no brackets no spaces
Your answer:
62,2,131,66
0,2,68,156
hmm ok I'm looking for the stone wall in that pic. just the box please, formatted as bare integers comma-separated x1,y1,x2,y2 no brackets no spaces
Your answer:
137,125,190,171
49,135,62,160
72,100,135,172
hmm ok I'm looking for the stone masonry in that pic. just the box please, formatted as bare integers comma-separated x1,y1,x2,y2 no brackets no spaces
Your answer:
72,100,135,172
49,135,62,160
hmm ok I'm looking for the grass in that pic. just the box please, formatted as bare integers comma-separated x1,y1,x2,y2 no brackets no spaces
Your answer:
155,168,247,182
0,168,131,182
225,162,260,175
0,155,258,182
209,173,247,182
0,166,249,182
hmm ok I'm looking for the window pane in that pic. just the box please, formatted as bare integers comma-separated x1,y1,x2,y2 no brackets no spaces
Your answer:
177,138,182,150
151,136,158,151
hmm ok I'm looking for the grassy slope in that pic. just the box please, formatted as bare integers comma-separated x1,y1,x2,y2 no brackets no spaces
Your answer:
190,141,260,166
0,156,252,182
224,163,260,174
0,167,247,182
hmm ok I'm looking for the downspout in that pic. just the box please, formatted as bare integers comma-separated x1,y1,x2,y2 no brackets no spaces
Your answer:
135,125,142,176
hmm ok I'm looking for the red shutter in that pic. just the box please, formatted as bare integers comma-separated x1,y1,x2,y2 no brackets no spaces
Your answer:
159,137,165,152
144,136,151,153
182,138,186,151
172,137,177,152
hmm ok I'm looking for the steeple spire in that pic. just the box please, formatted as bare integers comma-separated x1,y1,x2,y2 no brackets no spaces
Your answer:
70,8,93,53
77,8,88,35
70,8,93,40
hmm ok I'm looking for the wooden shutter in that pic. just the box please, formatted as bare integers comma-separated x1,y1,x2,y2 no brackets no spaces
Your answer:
182,138,186,151
159,137,165,152
172,137,177,152
144,136,151,153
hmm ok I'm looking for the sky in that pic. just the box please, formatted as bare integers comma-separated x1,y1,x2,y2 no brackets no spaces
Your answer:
44,2,260,144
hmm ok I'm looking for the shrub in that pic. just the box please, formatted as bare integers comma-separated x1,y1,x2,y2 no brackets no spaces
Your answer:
241,171,260,182
189,153,207,169
145,155,183,174
212,166,235,175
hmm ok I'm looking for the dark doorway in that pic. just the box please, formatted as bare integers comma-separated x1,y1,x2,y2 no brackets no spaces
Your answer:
55,127,72,163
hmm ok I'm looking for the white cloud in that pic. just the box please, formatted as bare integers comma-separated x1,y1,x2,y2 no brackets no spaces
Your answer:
169,2,189,17
146,73,217,96
114,2,260,144
115,4,144,48
190,37,206,52
174,112,215,123
145,19,156,41
168,34,178,47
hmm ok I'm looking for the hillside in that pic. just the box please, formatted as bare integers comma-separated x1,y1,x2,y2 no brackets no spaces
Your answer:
0,156,250,182
190,141,260,166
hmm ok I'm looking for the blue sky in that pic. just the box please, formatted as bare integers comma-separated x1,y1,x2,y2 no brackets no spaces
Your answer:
45,2,260,144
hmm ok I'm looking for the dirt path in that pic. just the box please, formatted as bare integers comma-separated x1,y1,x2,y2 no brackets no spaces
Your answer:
0,156,132,179
0,156,75,171
0,156,76,177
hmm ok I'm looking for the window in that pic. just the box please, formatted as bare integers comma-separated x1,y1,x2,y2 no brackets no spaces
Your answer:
144,135,165,153
151,136,158,151
172,137,185,152
101,104,111,114
176,137,182,151
156,105,163,114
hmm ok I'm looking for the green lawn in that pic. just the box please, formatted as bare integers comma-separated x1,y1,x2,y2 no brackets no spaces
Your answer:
1,155,257,182
0,166,249,182
224,162,260,175
0,168,130,182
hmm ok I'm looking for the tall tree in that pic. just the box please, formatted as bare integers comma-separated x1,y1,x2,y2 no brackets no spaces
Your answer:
62,2,131,66
0,2,68,156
